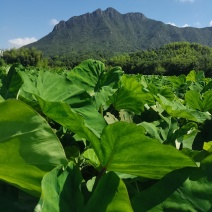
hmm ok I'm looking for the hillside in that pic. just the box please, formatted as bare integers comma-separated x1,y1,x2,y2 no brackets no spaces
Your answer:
24,8,212,57
108,42,212,76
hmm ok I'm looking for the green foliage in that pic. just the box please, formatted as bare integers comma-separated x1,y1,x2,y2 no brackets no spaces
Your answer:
2,48,48,67
35,161,84,212
0,99,67,196
108,42,212,76
0,60,212,211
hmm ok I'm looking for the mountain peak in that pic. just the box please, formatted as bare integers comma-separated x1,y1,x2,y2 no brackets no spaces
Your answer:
88,7,120,17
25,8,212,57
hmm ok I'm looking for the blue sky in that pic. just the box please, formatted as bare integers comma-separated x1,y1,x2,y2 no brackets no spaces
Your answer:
1,0,212,49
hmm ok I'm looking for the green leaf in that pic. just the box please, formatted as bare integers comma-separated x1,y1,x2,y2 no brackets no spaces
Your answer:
73,105,107,136
202,90,212,113
131,167,212,212
19,70,91,106
98,122,196,179
84,172,133,212
83,149,100,170
109,75,154,114
186,90,212,115
139,121,165,143
67,59,123,108
148,84,175,101
158,94,211,123
0,99,67,196
35,161,84,212
186,70,205,82
67,59,105,95
0,65,23,99
36,97,101,152
185,90,203,111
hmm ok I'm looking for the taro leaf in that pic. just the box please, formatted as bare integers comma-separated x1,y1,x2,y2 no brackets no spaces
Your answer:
67,59,123,108
0,99,67,197
202,80,212,93
37,97,196,179
141,117,198,149
172,122,199,149
84,172,133,212
35,161,83,212
186,70,205,82
19,65,109,135
67,59,105,95
202,90,212,113
98,122,196,179
36,96,106,137
36,97,101,152
109,75,154,114
185,90,202,111
140,121,165,143
18,70,91,106
148,84,175,101
73,105,107,136
83,149,100,170
185,90,212,113
139,117,179,144
131,167,212,212
0,64,23,99
158,94,211,123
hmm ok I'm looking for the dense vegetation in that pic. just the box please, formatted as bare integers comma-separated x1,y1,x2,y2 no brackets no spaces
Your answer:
109,42,212,76
1,60,212,211
2,42,212,76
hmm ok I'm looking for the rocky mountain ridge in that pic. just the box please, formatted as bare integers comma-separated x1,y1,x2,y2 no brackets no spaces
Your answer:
25,7,212,56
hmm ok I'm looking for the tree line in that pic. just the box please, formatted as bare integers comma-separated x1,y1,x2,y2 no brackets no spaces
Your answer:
1,42,212,76
108,42,212,77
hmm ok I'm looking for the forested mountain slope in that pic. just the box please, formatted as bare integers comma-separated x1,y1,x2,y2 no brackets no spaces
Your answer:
24,8,212,57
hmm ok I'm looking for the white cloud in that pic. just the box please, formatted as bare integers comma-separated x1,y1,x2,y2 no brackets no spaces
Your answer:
167,22,190,28
177,0,195,2
8,37,37,48
210,21,212,27
167,22,177,26
50,19,59,26
182,24,190,27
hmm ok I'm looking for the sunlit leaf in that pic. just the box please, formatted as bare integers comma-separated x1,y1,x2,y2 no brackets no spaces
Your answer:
0,99,67,196
98,122,196,179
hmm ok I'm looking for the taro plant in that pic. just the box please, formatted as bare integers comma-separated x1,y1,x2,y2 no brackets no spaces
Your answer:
0,60,212,211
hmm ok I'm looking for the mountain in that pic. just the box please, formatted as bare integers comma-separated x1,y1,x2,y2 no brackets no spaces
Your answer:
24,7,212,57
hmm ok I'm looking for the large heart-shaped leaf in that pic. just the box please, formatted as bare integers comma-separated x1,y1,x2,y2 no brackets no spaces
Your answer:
0,99,67,196
37,99,196,179
19,70,107,135
67,59,123,109
185,90,212,113
109,75,154,114
18,70,91,106
36,97,101,151
97,122,196,179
